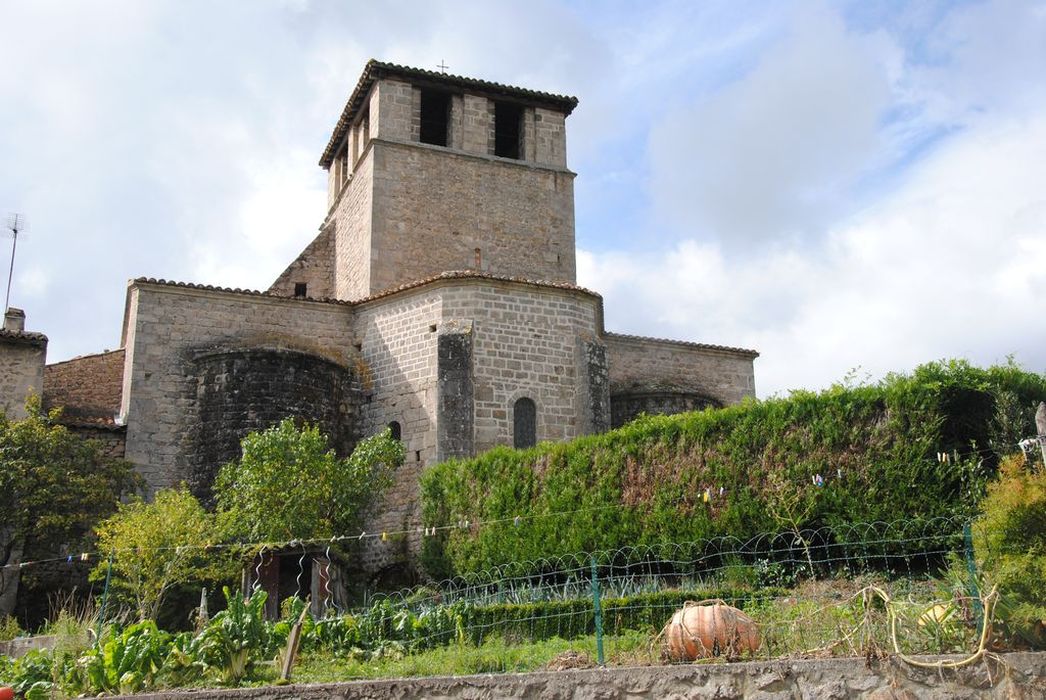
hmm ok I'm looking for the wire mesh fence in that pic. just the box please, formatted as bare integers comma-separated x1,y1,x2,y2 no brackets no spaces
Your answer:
282,516,991,672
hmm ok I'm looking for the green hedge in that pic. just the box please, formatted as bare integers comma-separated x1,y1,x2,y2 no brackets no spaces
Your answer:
421,360,1046,577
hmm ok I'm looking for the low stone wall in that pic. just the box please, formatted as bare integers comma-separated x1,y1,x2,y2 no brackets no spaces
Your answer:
0,635,55,659
122,652,1045,699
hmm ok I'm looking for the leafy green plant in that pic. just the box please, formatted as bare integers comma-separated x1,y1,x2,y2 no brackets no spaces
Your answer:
78,620,172,695
0,397,138,612
7,649,54,699
216,421,404,542
160,630,209,687
195,587,271,685
972,453,1046,648
91,487,233,621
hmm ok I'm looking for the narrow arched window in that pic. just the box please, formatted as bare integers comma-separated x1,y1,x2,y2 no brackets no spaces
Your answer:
513,398,536,449
387,421,402,441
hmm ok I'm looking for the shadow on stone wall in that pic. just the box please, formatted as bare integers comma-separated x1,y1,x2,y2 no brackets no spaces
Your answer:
610,389,721,429
188,348,362,505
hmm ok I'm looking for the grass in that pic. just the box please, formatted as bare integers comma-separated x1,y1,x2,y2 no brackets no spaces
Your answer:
293,631,652,682
289,576,968,684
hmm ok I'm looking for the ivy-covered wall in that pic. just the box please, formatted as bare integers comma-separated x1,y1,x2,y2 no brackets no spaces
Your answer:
420,361,1046,578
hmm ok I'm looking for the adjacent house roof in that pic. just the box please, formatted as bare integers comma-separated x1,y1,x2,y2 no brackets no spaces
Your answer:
43,349,125,426
319,59,579,167
0,328,48,346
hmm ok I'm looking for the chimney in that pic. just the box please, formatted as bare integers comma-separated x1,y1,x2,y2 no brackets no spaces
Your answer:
4,307,25,332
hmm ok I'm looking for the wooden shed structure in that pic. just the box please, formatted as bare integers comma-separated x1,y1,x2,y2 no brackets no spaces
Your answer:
242,544,351,619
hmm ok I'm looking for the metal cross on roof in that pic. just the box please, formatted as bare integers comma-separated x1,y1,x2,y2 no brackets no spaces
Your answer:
437,60,449,74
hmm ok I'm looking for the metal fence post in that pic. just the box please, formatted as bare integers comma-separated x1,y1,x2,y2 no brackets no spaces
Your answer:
590,556,604,665
963,523,983,629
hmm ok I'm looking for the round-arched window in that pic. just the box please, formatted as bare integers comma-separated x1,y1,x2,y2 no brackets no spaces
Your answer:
513,398,536,449
387,421,402,441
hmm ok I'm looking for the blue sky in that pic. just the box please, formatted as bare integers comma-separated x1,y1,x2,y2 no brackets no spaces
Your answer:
1,0,1043,396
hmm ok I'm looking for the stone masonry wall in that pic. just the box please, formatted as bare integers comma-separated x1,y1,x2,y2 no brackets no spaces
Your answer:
68,425,126,460
534,107,568,168
369,140,576,295
268,224,335,299
436,322,474,461
604,333,757,413
440,281,602,453
611,391,721,429
0,333,46,419
321,78,574,301
331,148,374,300
581,339,610,433
43,349,124,422
462,93,490,154
121,652,1046,700
189,348,361,504
352,291,441,571
350,279,603,572
121,282,356,494
371,79,413,142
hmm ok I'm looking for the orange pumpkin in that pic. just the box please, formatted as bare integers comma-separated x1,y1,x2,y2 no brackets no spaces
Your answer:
663,601,760,660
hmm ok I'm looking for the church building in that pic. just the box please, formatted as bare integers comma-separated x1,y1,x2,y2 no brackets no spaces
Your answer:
1,61,757,566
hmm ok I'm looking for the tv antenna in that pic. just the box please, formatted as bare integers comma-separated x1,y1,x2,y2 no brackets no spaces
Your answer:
4,213,25,311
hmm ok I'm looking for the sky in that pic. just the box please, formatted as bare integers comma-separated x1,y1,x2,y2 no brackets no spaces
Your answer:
0,0,1044,397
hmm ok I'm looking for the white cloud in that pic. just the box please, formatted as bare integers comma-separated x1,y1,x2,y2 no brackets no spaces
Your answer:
648,4,893,247
581,111,1046,396
189,147,328,287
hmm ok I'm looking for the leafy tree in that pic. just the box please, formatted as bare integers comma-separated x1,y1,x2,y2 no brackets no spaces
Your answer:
0,397,138,615
215,420,404,542
92,487,232,621
973,453,1046,648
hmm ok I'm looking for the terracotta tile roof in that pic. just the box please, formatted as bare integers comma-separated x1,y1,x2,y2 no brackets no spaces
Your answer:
133,272,601,305
604,332,759,358
0,328,48,345
319,59,580,167
350,270,602,304
131,277,756,356
44,349,125,426
133,277,351,304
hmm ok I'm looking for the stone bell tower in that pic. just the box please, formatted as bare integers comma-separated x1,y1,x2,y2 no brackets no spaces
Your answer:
269,61,579,300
